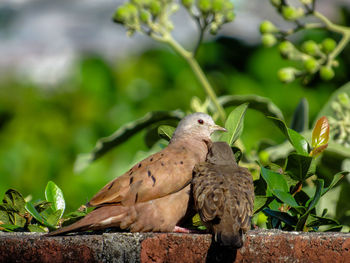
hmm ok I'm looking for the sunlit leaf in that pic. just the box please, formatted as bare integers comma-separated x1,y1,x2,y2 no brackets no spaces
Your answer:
46,209,63,226
253,196,270,214
220,103,249,146
311,116,329,156
268,117,309,156
25,202,53,228
322,172,345,196
27,224,47,233
74,110,185,172
218,94,284,119
0,224,22,232
273,190,299,208
158,125,175,141
260,165,289,195
45,181,65,219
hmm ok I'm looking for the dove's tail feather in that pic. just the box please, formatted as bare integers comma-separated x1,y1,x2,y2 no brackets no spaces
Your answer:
46,205,131,236
215,230,243,248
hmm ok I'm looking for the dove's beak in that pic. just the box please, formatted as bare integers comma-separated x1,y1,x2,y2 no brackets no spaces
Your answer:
211,124,227,132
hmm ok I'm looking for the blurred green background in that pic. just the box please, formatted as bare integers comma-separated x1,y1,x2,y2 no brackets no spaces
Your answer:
0,5,349,225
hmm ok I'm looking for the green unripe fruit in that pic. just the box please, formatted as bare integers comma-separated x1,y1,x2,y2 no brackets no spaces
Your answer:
320,66,335,81
198,0,211,12
210,23,218,35
278,41,294,57
338,93,350,108
282,6,305,21
304,57,319,73
278,67,296,83
139,10,151,23
149,0,161,15
270,0,281,7
321,38,336,54
259,151,270,164
262,34,277,47
114,6,129,23
259,20,278,34
300,0,313,4
223,1,234,10
224,11,235,22
131,0,144,5
181,0,194,8
302,40,319,56
212,0,224,12
126,3,138,16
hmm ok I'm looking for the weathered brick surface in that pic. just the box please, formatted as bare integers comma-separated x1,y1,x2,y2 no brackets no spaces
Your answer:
140,233,212,263
0,230,349,263
236,231,350,263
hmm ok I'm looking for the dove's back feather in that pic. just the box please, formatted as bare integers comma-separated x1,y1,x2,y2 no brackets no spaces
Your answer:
192,142,254,248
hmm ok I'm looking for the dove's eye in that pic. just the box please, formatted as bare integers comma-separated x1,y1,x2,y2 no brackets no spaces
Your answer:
198,119,204,124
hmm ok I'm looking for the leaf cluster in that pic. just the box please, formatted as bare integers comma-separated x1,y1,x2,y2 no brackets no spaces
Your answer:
0,181,84,233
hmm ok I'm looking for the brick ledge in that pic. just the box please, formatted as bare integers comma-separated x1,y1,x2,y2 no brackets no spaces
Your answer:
0,230,349,262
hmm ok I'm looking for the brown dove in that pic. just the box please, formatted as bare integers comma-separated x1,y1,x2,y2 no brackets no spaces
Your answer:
48,113,226,235
192,141,254,248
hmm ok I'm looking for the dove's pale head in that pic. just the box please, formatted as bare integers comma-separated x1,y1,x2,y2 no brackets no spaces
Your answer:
206,141,237,166
172,113,226,141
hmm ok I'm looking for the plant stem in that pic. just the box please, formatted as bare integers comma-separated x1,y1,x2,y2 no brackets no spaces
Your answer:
313,11,350,65
161,33,226,122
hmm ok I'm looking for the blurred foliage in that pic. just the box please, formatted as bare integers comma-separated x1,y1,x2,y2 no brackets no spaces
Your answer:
0,1,350,232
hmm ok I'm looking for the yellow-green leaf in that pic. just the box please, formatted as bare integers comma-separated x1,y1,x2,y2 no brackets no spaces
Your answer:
312,116,329,148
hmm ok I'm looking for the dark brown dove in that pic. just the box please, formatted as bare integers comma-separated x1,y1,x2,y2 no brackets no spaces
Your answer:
192,141,254,248
48,113,226,235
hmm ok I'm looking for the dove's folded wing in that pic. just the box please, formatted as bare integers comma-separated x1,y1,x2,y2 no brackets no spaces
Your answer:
89,140,206,207
192,164,226,222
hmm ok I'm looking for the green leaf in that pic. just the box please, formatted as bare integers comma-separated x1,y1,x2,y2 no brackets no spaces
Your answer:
260,165,289,195
34,200,52,213
158,125,175,141
45,181,65,218
307,214,340,228
290,98,309,133
273,190,299,208
322,225,343,232
0,224,22,232
310,116,329,156
322,172,345,196
315,81,350,121
25,201,53,228
285,153,313,181
253,196,270,214
2,189,26,214
27,224,47,233
62,211,88,227
269,117,309,156
311,117,329,148
46,209,63,226
220,103,249,146
74,110,185,172
296,179,324,231
263,208,297,227
218,94,284,120
307,179,324,214
0,210,10,225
